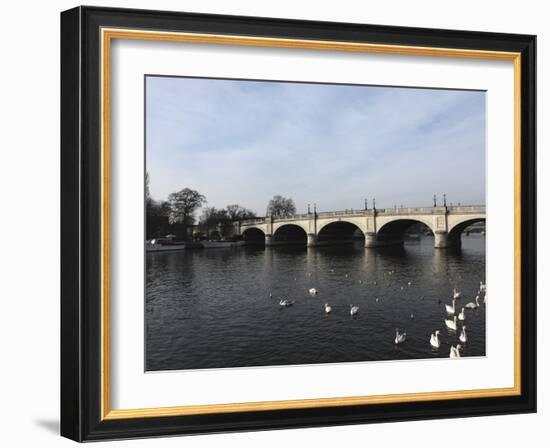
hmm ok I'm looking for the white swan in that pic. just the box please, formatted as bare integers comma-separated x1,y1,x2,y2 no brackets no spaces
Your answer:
479,281,487,293
450,344,462,358
349,305,359,316
445,299,456,315
445,315,457,331
430,330,441,348
458,307,466,321
395,328,406,345
279,298,293,307
407,281,412,286
465,295,480,309
324,303,332,314
309,288,318,296
453,288,462,300
459,325,467,343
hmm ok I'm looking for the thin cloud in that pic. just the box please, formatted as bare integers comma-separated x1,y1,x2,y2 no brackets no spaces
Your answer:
146,77,485,215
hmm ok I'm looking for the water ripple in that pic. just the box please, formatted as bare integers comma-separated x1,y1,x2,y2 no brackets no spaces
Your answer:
146,236,486,370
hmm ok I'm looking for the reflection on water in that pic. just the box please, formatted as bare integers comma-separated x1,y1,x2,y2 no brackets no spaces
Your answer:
145,235,486,371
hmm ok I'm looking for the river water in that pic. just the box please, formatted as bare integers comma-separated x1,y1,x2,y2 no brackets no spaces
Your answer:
145,235,486,371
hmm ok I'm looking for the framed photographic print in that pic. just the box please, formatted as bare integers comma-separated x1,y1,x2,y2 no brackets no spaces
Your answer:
60,6,536,442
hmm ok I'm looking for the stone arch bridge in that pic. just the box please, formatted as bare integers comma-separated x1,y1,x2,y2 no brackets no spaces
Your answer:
233,205,485,248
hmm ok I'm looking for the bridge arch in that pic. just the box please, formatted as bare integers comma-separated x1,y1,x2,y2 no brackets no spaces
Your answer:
316,217,365,234
448,217,486,242
317,220,364,245
376,218,435,244
272,224,308,245
376,216,435,234
272,221,309,235
242,226,265,244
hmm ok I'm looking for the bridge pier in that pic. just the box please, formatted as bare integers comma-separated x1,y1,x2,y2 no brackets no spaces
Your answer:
307,233,318,247
364,232,379,248
364,232,405,248
434,231,451,248
265,234,273,246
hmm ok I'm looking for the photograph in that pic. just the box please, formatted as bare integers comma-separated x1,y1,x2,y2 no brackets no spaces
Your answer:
144,75,488,371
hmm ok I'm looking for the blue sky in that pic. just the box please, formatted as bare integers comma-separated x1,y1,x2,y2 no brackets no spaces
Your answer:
146,76,485,215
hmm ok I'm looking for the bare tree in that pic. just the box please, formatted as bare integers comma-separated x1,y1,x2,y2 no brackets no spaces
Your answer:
199,207,230,239
225,204,255,221
167,188,207,239
267,195,296,218
145,172,151,202
148,200,171,217
199,207,228,227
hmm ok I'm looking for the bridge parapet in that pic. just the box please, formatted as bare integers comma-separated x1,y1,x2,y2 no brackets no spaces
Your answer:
239,205,485,225
376,206,445,215
316,209,371,218
273,213,310,222
447,205,486,213
240,218,267,226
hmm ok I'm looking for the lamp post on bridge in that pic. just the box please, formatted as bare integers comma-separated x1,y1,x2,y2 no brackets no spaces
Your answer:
364,199,378,247
433,194,437,207
364,198,368,210
306,203,318,247
443,193,447,207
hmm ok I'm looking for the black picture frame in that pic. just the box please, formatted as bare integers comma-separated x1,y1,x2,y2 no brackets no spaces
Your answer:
61,5,536,442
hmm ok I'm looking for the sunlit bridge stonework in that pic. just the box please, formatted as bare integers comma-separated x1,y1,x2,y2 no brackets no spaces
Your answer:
236,205,485,248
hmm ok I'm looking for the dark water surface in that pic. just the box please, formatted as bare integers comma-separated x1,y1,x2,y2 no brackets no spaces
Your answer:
146,236,486,371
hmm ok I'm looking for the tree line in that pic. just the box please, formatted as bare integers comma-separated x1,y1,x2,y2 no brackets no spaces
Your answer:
146,173,297,241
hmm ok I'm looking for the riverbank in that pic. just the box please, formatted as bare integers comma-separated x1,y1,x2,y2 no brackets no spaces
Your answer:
146,241,246,252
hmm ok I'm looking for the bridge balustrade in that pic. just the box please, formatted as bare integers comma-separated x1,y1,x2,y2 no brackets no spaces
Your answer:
239,205,484,225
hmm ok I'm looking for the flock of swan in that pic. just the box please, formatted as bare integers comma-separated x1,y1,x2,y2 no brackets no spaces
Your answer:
436,281,484,357
437,281,486,357
274,271,486,360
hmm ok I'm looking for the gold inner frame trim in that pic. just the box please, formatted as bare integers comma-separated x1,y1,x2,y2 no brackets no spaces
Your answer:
100,27,522,421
